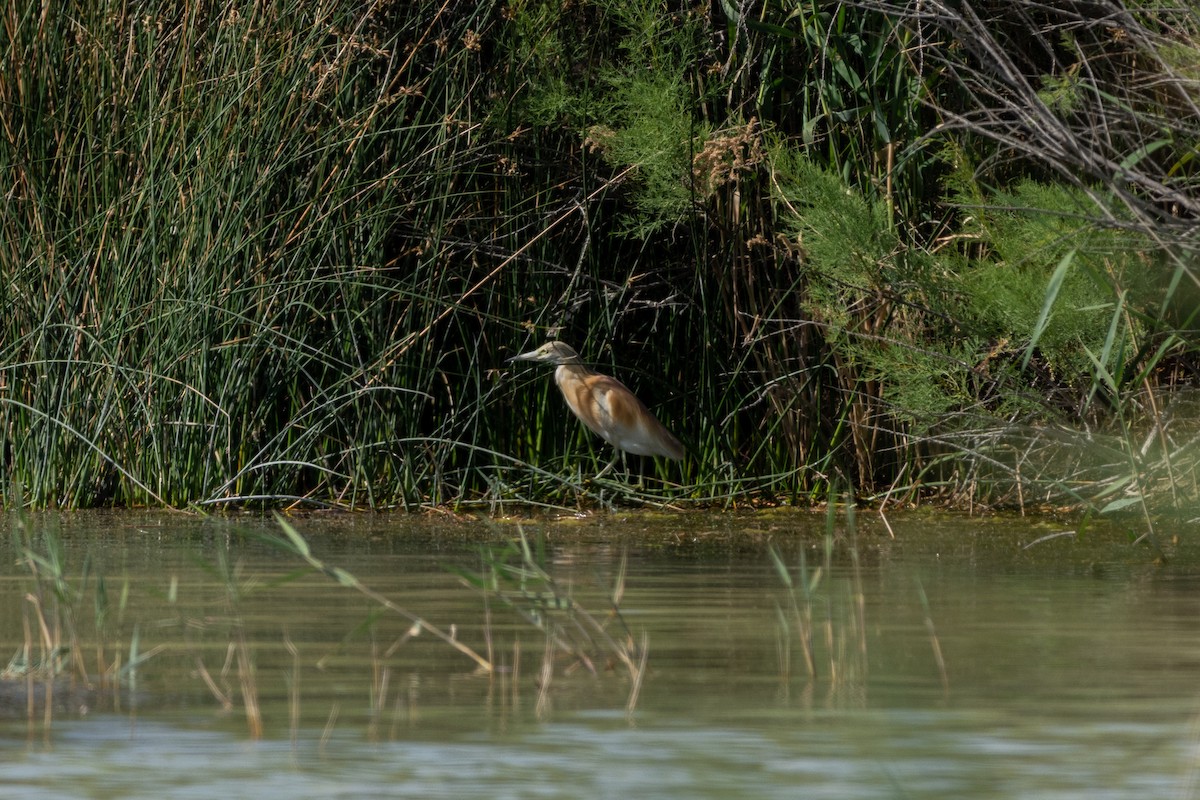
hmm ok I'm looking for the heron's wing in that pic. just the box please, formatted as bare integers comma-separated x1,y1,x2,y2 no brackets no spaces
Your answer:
584,374,684,459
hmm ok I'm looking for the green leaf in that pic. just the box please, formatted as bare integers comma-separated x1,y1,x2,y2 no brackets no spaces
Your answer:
329,567,360,589
745,18,797,38
1022,248,1076,371
273,514,310,558
768,545,793,589
1082,345,1119,395
1100,496,1142,514
1119,138,1171,170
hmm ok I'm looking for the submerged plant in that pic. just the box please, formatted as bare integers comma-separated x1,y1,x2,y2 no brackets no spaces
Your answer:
450,525,647,715
269,516,493,673
4,501,138,725
770,493,867,688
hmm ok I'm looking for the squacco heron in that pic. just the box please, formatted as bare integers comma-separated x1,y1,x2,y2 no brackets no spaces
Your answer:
507,342,684,473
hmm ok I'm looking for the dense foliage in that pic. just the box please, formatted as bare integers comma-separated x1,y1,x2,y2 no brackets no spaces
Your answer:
1,0,1196,521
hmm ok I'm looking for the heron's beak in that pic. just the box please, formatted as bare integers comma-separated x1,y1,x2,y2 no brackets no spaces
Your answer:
506,349,539,364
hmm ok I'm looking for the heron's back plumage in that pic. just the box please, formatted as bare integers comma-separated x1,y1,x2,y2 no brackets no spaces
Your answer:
555,365,684,459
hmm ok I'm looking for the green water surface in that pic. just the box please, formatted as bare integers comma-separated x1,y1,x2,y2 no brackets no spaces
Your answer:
0,510,1195,799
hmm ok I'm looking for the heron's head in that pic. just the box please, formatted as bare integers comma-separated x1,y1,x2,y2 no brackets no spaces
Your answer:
507,341,583,366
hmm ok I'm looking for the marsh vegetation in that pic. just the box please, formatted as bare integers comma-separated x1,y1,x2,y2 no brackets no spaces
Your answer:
1,0,1197,524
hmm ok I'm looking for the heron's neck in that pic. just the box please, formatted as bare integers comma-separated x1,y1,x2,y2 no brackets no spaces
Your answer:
554,362,591,385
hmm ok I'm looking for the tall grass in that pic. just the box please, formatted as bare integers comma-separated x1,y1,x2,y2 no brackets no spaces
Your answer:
0,1,515,507
1,0,1197,516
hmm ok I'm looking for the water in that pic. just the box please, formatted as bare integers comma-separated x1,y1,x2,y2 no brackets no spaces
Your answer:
0,511,1197,798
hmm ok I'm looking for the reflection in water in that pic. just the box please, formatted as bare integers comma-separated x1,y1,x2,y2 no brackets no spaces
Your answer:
0,511,1197,799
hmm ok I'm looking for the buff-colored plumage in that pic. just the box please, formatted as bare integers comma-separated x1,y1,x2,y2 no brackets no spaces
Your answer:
507,342,684,460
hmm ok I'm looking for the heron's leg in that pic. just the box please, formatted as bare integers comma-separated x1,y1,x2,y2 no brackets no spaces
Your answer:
626,452,649,490
598,451,643,489
621,450,636,485
594,452,620,480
